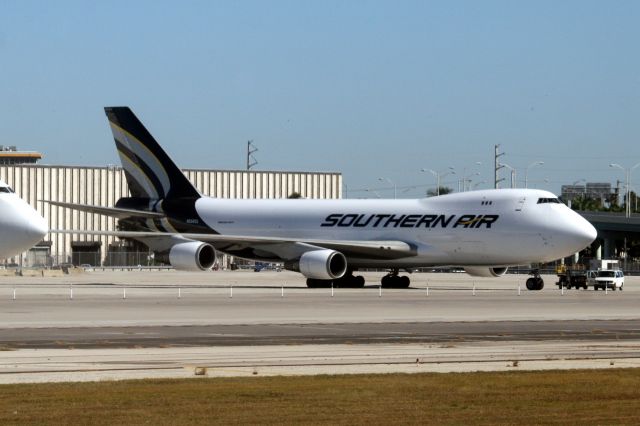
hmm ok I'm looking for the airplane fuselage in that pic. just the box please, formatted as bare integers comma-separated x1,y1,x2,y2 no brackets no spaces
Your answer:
157,188,596,268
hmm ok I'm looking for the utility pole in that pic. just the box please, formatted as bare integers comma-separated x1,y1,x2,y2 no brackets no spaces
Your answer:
494,144,505,189
246,140,258,170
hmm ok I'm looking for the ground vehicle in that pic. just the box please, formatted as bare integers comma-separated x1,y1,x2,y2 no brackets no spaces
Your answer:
556,265,589,289
556,265,597,290
593,269,624,291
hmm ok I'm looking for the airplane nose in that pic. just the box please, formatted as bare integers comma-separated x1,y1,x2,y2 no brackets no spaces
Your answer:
0,198,48,254
23,213,48,243
582,220,598,245
566,212,597,250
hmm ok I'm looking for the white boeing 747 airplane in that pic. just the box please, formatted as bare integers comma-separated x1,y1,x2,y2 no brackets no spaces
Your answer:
0,180,48,259
50,107,597,290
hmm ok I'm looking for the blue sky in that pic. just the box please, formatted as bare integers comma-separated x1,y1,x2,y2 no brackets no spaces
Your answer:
1,1,639,197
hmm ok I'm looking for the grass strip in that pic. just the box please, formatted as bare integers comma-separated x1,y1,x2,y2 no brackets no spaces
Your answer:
0,369,638,425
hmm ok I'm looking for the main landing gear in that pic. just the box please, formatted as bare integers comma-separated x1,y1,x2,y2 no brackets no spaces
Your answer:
306,270,365,288
526,269,544,291
306,269,412,289
380,269,410,288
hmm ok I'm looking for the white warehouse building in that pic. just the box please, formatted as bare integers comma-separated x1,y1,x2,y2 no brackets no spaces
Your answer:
0,164,342,267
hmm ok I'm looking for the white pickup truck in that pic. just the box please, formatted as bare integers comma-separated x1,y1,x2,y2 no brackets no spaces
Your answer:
592,269,625,291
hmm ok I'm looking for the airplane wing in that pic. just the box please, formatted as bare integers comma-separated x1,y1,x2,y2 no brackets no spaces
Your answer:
51,229,416,260
42,201,164,219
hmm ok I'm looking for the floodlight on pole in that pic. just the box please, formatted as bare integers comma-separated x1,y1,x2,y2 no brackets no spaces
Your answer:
524,161,544,188
461,162,482,192
501,163,516,189
421,167,455,196
378,177,397,199
610,162,640,218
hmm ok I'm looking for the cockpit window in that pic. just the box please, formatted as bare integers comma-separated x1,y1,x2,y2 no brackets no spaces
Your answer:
0,186,14,193
537,198,560,204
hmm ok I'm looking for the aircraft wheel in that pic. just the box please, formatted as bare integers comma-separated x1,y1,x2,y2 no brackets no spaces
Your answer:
338,275,365,288
536,278,544,290
526,278,536,291
381,275,392,288
307,278,331,288
400,276,410,288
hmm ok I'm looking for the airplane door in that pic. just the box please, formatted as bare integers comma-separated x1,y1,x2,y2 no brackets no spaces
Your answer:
515,197,526,212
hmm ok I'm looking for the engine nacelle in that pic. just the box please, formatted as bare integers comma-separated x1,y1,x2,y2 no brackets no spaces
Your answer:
463,266,509,278
285,249,348,280
167,241,217,271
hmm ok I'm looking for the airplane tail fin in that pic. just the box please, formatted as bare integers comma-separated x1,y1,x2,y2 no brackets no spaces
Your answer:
104,107,201,200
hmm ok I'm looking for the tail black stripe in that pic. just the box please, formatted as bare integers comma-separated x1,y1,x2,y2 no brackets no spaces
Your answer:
115,139,166,199
105,107,201,200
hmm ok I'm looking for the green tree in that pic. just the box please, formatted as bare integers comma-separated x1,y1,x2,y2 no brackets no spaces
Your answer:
427,186,454,197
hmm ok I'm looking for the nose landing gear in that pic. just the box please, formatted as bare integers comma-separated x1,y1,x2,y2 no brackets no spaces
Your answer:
526,269,544,291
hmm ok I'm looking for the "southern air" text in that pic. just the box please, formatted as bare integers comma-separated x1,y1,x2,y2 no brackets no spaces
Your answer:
320,214,499,229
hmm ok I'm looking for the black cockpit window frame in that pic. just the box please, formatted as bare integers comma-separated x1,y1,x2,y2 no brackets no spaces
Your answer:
537,197,561,204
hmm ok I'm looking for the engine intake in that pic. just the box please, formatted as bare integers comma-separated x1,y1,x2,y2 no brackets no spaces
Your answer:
463,266,508,278
285,249,347,280
166,241,216,271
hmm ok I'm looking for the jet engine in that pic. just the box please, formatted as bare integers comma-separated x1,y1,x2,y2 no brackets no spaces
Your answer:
463,266,509,278
165,241,217,271
285,249,348,280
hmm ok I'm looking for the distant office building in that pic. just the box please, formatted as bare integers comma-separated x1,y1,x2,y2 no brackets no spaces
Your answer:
561,185,585,201
0,146,42,165
0,164,342,266
561,182,612,204
586,183,612,203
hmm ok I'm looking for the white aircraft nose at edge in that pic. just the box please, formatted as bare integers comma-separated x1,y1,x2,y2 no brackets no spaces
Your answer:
48,107,598,291
0,179,48,259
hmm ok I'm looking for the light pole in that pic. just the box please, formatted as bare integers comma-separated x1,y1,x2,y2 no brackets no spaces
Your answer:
524,161,544,188
421,167,455,196
461,162,482,192
378,177,397,199
463,172,481,191
501,163,516,188
610,162,640,218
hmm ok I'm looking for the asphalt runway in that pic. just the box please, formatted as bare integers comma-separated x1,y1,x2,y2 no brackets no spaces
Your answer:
1,320,640,349
0,270,638,383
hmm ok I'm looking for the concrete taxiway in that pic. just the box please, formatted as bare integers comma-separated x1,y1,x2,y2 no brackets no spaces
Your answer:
0,270,638,383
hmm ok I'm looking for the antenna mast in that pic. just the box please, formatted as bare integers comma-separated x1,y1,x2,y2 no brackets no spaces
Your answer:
494,144,505,189
246,140,258,170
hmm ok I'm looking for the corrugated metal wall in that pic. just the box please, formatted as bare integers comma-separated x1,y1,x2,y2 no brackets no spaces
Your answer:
0,165,342,259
